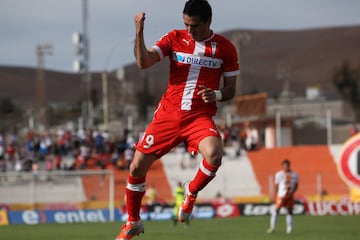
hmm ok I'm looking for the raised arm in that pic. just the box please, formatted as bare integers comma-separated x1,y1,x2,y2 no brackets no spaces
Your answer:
133,12,160,69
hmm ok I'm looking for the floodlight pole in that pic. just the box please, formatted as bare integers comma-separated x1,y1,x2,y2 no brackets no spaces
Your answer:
276,111,282,147
102,42,126,129
102,70,109,128
326,110,332,145
82,0,92,128
36,44,53,128
109,170,115,221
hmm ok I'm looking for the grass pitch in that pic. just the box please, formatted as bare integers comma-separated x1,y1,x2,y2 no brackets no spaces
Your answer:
1,215,359,240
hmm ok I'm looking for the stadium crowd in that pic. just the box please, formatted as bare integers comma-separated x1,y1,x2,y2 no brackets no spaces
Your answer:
0,123,260,180
0,128,136,178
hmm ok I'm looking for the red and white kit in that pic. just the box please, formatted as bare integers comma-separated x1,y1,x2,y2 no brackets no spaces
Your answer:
135,30,240,157
275,170,299,209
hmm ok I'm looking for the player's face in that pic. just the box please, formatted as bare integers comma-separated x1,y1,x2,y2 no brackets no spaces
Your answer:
183,14,212,41
282,162,290,171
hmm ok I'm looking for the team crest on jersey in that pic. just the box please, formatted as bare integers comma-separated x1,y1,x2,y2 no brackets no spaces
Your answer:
211,42,217,58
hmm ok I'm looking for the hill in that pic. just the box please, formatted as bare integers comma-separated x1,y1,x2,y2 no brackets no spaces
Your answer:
1,25,359,109
225,26,360,99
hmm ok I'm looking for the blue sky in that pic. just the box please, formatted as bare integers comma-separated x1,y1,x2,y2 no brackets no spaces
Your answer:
1,0,360,72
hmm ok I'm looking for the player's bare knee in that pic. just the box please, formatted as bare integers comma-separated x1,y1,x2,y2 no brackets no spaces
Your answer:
129,162,146,178
203,148,222,166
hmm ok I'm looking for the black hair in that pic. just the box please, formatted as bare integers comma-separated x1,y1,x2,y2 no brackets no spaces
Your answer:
183,0,212,23
282,159,290,166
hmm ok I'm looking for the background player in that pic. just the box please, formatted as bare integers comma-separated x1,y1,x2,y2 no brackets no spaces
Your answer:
172,181,189,226
115,0,239,239
267,159,299,234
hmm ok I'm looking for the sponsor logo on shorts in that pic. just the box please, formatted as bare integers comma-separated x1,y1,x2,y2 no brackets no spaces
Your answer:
209,128,218,134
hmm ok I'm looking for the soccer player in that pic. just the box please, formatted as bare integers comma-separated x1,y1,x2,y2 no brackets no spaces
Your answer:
115,0,239,239
172,181,189,226
267,159,299,234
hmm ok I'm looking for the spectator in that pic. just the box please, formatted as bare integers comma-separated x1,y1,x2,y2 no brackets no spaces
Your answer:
237,127,247,156
54,153,62,170
46,155,54,171
94,130,104,154
0,156,7,183
145,183,158,206
173,181,189,226
39,136,49,161
6,143,15,161
14,158,23,172
246,125,259,151
14,158,23,182
32,161,40,182
0,138,5,160
124,146,135,170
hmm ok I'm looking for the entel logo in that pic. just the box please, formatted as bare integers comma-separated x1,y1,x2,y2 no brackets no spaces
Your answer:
23,211,47,224
22,210,107,224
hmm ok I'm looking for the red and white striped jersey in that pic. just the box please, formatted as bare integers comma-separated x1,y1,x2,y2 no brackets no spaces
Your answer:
152,29,240,115
275,170,299,198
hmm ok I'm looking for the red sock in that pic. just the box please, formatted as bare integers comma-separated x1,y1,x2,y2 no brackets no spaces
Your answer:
126,175,146,222
189,159,220,195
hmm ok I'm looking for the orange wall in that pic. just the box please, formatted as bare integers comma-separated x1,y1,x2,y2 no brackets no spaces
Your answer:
247,146,349,196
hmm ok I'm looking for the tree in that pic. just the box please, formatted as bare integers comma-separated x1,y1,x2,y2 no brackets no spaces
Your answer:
0,97,16,114
333,62,360,121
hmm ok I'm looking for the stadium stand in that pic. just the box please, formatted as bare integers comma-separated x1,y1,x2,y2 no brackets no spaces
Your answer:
0,145,351,207
247,145,349,198
81,159,173,204
160,148,262,200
